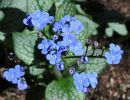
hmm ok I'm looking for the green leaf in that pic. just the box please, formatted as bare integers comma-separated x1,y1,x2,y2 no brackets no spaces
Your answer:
13,30,38,65
0,0,53,12
76,15,98,45
108,22,128,36
79,58,106,74
45,78,85,100
26,0,53,12
0,0,26,12
0,31,6,41
29,65,45,76
75,4,86,16
54,0,76,20
0,10,4,21
105,27,113,37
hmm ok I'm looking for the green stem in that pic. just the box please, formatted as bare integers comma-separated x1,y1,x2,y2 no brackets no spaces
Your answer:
54,67,62,80
101,47,105,56
92,48,96,56
64,55,105,59
64,55,82,58
85,45,89,56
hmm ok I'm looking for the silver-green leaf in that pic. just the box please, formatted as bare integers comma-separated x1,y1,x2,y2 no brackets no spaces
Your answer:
0,0,53,12
54,0,76,20
0,31,6,41
79,58,106,74
13,30,38,65
0,11,4,21
108,22,128,36
105,27,113,37
45,78,85,100
29,65,45,76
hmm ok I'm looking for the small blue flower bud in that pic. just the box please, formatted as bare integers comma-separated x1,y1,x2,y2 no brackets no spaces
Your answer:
94,41,98,48
52,35,58,41
69,67,75,75
81,56,88,64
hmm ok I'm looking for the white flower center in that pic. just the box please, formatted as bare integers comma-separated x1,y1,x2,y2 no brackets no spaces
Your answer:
10,75,14,78
53,55,56,59
112,55,115,60
75,47,78,50
45,44,48,48
78,80,82,84
68,40,71,43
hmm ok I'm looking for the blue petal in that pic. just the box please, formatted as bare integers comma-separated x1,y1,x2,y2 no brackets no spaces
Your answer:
15,65,20,70
76,85,84,92
46,54,52,60
3,71,9,78
113,59,120,64
82,79,89,87
9,68,15,73
90,82,96,88
23,18,28,25
12,78,18,84
73,73,80,80
50,60,55,65
38,43,44,49
41,49,48,55
106,59,112,64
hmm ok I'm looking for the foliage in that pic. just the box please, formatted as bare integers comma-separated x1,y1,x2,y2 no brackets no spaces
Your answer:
0,0,124,100
105,22,128,37
45,78,85,100
13,30,38,65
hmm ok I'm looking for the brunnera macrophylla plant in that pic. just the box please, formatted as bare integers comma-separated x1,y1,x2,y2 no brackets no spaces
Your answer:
0,9,123,99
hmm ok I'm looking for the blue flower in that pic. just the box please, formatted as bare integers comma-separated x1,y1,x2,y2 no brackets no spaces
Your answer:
109,43,123,54
73,72,89,92
46,51,61,65
105,43,123,64
3,68,18,84
70,19,83,34
61,25,72,37
57,41,67,53
56,62,64,71
53,22,64,33
52,35,58,41
63,34,77,46
83,87,89,93
69,41,84,55
38,39,57,55
81,56,88,64
14,65,25,78
69,67,75,75
23,10,54,30
52,15,83,35
60,15,72,24
17,79,28,90
23,15,33,27
86,73,98,89
105,51,122,64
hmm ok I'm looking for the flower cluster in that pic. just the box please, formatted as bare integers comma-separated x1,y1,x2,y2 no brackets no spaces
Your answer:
23,10,124,94
23,10,54,30
73,72,98,93
105,43,123,64
3,65,27,90
53,15,83,34
38,15,84,71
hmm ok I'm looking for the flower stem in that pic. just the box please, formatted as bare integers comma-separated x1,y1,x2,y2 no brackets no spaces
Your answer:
54,67,62,80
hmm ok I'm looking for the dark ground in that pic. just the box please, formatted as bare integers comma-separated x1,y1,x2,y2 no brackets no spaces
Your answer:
0,0,130,100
